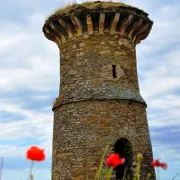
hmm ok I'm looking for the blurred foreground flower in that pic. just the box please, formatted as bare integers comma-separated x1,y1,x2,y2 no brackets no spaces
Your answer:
152,159,167,180
26,146,45,180
27,146,45,161
106,154,125,168
104,153,125,180
151,159,167,170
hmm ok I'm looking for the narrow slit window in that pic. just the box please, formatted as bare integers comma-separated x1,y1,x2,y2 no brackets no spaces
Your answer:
112,65,117,78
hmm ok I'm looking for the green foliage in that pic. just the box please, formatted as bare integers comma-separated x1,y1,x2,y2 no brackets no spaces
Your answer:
45,1,138,22
95,145,109,180
146,173,152,180
133,154,143,180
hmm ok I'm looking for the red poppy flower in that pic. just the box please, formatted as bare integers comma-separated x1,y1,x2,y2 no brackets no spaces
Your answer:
26,146,45,161
151,159,167,170
105,154,125,168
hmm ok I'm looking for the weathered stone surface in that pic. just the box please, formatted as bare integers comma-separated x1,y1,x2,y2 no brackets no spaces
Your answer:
54,35,145,109
52,101,155,179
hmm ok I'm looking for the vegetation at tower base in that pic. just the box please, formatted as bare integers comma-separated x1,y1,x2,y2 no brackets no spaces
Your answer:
42,1,155,180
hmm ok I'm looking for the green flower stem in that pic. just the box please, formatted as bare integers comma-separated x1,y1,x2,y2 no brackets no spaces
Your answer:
157,167,160,180
172,173,179,180
122,168,127,180
95,145,109,180
146,173,152,180
30,174,33,180
0,157,4,180
106,167,113,180
29,161,34,180
102,169,109,179
133,154,143,180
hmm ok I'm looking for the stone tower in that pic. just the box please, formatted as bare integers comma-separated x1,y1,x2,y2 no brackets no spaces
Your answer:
43,1,155,180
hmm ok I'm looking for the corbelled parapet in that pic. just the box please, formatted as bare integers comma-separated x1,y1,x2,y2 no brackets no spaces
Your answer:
43,1,155,180
43,1,153,46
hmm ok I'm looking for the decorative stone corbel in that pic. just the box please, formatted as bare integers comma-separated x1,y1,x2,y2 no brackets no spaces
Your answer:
86,14,94,35
44,28,61,46
99,13,105,34
128,18,143,38
58,19,74,38
71,14,83,36
110,13,120,34
49,23,66,43
120,15,133,36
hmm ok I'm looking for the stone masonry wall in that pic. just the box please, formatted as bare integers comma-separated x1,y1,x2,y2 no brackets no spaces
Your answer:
52,100,155,179
54,35,146,110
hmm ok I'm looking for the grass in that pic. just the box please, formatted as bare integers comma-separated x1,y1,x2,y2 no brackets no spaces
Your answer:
45,0,145,23
53,1,133,15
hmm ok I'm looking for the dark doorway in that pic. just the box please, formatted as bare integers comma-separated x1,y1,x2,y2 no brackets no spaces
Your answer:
114,138,133,180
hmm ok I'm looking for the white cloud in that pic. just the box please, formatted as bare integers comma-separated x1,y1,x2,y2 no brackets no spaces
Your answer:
153,143,180,163
139,46,180,99
0,34,25,49
137,3,180,68
148,95,180,109
0,19,59,92
170,128,180,133
148,109,180,127
0,11,56,161
0,100,53,158
0,145,30,157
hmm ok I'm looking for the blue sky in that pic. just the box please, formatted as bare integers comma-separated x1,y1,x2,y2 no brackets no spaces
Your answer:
0,0,180,179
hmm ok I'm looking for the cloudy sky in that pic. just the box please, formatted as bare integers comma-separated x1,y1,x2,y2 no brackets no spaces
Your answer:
0,0,180,179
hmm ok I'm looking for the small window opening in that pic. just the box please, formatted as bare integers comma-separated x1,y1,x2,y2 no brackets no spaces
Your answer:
112,65,117,78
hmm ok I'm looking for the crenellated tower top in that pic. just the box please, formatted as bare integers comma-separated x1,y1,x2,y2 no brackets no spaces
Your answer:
43,1,153,47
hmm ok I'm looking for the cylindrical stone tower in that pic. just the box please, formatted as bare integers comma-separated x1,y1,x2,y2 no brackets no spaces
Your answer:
43,1,155,180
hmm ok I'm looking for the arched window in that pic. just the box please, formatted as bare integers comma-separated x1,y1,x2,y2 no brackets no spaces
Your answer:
114,138,133,180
